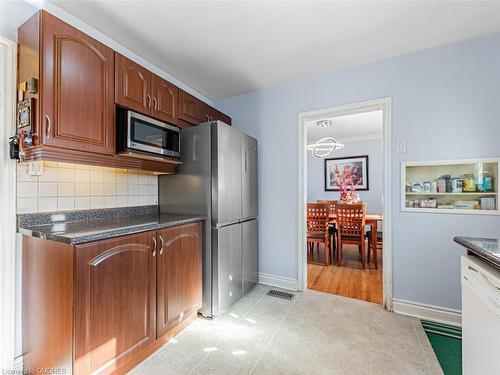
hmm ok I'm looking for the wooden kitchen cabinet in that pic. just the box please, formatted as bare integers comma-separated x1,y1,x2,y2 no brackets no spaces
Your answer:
156,223,202,337
22,11,115,155
178,89,207,126
115,53,179,125
22,221,202,375
115,53,151,115
74,231,157,374
151,74,178,124
211,107,232,125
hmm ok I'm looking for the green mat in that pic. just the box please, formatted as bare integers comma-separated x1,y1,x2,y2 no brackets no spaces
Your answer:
422,321,462,375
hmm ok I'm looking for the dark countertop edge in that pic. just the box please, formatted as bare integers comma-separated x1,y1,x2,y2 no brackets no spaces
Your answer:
19,216,205,245
453,236,500,269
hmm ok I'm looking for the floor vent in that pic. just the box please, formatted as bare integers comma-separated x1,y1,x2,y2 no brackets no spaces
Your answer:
266,289,295,301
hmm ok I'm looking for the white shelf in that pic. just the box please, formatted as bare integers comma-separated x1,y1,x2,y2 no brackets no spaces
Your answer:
405,192,497,196
401,157,500,215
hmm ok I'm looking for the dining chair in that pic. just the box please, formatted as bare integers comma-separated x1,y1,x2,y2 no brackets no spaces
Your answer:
317,200,338,261
307,203,330,265
335,203,367,269
366,229,383,264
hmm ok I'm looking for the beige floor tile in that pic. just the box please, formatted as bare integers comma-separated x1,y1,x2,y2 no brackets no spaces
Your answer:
130,347,199,375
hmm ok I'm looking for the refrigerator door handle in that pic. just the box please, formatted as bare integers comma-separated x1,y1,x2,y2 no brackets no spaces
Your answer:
244,150,247,173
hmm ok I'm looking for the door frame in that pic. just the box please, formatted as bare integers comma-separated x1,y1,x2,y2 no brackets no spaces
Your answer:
297,97,393,310
0,36,18,369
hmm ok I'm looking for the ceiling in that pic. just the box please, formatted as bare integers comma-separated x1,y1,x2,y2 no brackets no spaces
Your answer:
307,110,383,144
29,1,500,99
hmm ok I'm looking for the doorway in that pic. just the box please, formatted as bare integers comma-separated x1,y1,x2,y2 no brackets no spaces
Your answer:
297,98,392,309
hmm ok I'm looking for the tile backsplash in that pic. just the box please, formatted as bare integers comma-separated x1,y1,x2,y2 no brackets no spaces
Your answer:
17,161,158,214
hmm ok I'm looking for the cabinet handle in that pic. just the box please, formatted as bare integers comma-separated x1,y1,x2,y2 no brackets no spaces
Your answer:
152,236,157,256
159,235,165,255
153,97,158,111
45,115,51,139
147,94,151,109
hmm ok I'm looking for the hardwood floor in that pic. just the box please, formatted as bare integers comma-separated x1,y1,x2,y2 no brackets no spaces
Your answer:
307,243,383,304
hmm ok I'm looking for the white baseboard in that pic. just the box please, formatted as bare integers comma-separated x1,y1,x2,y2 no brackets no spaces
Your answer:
392,298,462,327
13,355,23,371
258,272,300,291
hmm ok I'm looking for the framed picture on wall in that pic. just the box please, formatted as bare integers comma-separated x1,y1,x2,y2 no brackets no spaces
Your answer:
324,155,369,191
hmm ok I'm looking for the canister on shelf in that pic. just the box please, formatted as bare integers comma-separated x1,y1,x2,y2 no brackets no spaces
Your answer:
423,181,431,193
463,174,476,192
451,177,462,193
431,181,438,193
483,172,493,192
474,163,484,192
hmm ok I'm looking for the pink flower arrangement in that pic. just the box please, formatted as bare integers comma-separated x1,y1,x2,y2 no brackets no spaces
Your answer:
334,164,361,203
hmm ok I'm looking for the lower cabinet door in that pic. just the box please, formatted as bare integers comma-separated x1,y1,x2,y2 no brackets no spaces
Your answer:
74,231,157,374
156,223,202,337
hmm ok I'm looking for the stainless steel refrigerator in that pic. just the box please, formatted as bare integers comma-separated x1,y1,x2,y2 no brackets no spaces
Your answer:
158,120,258,317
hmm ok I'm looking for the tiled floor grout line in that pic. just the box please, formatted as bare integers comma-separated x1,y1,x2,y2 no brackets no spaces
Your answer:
248,293,301,375
187,288,270,374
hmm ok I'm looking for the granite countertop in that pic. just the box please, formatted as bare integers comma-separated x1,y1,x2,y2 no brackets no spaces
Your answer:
454,236,500,269
18,206,205,245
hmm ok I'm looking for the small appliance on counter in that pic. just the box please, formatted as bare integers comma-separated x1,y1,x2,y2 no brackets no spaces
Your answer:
116,107,180,160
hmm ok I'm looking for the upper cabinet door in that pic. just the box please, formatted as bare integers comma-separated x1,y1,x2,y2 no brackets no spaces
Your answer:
151,75,178,124
41,11,114,155
115,53,151,115
178,89,206,126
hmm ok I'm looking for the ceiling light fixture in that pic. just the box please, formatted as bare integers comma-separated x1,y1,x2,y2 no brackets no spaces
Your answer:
307,120,344,158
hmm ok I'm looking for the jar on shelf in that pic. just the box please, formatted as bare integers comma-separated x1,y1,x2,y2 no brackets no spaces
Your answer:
463,174,476,192
474,163,484,192
483,172,493,192
451,177,463,193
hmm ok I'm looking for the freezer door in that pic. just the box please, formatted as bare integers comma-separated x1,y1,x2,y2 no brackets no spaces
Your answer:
241,134,258,220
212,223,243,315
242,219,259,294
212,121,242,226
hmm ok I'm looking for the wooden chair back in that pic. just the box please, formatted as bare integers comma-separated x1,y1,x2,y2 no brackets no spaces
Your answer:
317,200,337,216
335,203,366,240
307,203,330,236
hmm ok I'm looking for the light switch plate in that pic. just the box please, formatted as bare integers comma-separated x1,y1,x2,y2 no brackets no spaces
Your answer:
396,139,407,153
28,161,43,176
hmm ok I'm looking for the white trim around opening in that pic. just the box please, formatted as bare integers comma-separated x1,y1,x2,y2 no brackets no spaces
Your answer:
0,36,18,370
297,97,393,310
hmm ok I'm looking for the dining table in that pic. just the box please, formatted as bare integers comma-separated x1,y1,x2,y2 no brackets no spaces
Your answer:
329,213,383,269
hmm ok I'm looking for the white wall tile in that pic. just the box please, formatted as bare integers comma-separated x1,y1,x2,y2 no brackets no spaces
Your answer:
138,185,149,196
103,169,116,183
128,195,139,206
39,182,58,197
104,183,116,196
90,169,104,184
58,182,75,197
58,197,75,211
104,196,117,208
128,184,139,195
17,181,38,198
116,184,128,195
90,196,104,209
116,172,128,184
58,168,75,182
116,196,128,207
39,167,58,182
17,198,37,214
91,183,104,196
75,183,90,196
75,169,90,183
16,162,159,213
75,196,91,209
38,197,58,212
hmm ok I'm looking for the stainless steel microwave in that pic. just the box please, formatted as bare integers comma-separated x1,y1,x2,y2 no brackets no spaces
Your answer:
117,108,180,159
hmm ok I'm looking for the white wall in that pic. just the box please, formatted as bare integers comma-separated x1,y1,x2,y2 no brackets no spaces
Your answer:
216,33,500,311
307,138,383,214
